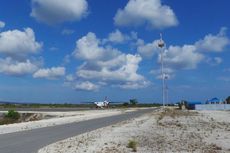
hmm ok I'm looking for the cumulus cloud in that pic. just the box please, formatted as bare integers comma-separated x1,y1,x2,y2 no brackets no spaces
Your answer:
65,74,75,82
0,57,38,76
74,81,99,91
31,0,88,25
150,67,175,80
33,67,65,80
136,27,229,74
77,54,144,82
161,28,229,70
0,27,43,77
114,0,178,29
162,45,204,70
104,29,137,44
116,80,150,89
195,27,230,52
72,32,149,90
0,21,5,28
71,27,229,90
137,39,159,58
0,28,42,58
73,32,105,60
108,29,127,43
73,32,121,61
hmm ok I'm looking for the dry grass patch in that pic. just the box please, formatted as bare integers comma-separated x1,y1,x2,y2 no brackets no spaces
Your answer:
0,110,43,125
156,108,197,123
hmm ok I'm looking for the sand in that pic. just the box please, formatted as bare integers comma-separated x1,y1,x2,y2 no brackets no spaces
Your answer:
38,108,230,153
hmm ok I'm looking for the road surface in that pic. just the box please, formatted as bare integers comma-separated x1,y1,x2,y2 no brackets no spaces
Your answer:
0,108,157,153
0,107,92,112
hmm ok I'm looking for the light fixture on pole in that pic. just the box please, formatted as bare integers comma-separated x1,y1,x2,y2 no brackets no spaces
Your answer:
158,33,165,108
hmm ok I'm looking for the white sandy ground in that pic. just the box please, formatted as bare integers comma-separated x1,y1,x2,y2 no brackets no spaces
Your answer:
0,108,140,134
38,109,230,153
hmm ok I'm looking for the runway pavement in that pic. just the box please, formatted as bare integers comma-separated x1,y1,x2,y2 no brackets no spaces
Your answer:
0,107,92,112
0,108,157,153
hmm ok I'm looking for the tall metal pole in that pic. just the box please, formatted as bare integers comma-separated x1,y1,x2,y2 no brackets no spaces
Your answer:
158,33,165,108
165,76,168,105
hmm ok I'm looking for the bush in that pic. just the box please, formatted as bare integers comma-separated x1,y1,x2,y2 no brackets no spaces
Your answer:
5,110,20,120
123,102,129,107
129,99,138,105
127,140,137,152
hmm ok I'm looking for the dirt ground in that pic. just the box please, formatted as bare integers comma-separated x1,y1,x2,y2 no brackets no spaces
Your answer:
38,108,230,153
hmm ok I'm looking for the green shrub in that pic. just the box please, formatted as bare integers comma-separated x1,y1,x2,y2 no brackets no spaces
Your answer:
127,140,137,152
129,99,138,106
5,110,20,120
123,102,129,107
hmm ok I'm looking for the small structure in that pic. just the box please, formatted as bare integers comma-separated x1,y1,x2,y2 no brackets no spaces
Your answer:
195,97,230,110
187,101,203,110
178,100,203,110
179,98,230,110
206,97,223,104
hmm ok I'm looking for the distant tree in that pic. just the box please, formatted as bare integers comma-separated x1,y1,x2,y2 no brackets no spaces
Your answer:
226,96,230,104
123,102,129,107
129,99,138,105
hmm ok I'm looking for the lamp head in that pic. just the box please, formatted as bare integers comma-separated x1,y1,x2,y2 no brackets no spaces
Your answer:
158,33,165,48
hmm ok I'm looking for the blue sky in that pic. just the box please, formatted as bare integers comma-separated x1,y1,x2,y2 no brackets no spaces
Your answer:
0,0,229,103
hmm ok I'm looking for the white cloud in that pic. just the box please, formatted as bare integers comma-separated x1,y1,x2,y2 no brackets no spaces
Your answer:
139,27,229,72
108,29,126,43
0,21,5,28
161,28,229,70
195,27,230,52
74,81,99,91
106,29,133,44
150,67,175,80
114,0,178,29
72,32,149,90
102,30,138,45
162,45,204,70
33,67,65,80
73,32,104,60
0,57,38,76
0,28,42,58
65,74,75,82
137,39,159,58
0,28,43,77
31,0,88,25
77,54,144,82
73,32,121,61
116,80,150,89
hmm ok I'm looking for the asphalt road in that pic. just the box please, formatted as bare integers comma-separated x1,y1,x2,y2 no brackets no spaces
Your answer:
0,108,157,153
0,107,92,112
